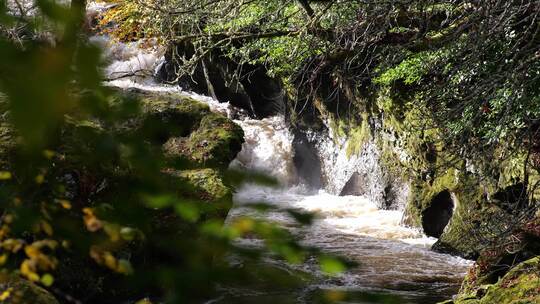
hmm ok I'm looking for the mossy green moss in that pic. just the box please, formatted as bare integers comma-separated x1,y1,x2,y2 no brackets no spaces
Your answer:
176,168,233,220
403,168,459,227
346,113,370,157
433,188,504,258
178,168,231,202
372,88,533,258
443,256,540,304
183,114,244,167
122,90,245,169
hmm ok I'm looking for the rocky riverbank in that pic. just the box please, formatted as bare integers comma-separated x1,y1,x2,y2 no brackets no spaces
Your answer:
0,89,244,303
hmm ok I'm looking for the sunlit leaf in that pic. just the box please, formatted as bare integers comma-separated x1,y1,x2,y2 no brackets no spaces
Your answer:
40,273,54,287
319,256,346,276
174,203,200,223
0,171,11,180
120,227,137,241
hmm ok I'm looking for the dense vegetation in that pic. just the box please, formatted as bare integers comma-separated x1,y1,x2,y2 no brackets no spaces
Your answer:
0,1,349,303
0,0,539,303
104,0,539,158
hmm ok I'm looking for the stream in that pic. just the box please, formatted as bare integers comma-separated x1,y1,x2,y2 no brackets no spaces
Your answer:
222,117,471,304
89,3,473,302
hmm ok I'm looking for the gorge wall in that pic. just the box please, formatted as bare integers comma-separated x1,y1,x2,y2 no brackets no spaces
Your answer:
162,51,538,260
155,39,540,303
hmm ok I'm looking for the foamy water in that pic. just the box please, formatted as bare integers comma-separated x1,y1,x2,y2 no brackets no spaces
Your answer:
230,184,470,296
227,112,472,302
230,116,296,185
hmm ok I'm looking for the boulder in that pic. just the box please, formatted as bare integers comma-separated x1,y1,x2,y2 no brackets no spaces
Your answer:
443,256,540,304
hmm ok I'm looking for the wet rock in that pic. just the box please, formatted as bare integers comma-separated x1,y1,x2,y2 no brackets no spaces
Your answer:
443,256,540,304
176,168,233,219
0,90,245,304
339,172,367,196
431,181,536,259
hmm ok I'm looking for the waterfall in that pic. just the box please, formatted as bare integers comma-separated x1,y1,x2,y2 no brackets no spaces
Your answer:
230,116,297,185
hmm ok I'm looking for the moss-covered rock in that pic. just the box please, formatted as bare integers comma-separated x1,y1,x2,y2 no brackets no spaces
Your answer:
117,89,244,168
163,113,244,168
178,169,231,202
456,216,540,290
175,168,234,219
443,256,540,304
0,89,244,304
0,274,59,304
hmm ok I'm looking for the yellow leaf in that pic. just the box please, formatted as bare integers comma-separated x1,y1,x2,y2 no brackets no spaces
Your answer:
41,221,54,236
27,272,40,282
2,239,23,253
117,259,133,275
0,254,7,265
58,199,72,210
233,218,255,233
43,150,55,159
3,214,13,223
35,174,45,184
20,260,40,282
0,287,12,301
0,171,11,180
104,223,121,242
82,208,93,216
24,245,40,259
83,208,103,232
103,252,117,270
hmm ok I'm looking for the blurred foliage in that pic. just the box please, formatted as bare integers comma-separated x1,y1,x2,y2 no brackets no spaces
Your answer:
0,1,350,303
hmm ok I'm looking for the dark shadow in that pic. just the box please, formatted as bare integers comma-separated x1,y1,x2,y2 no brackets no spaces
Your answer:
292,130,322,189
340,172,366,196
492,182,529,213
422,190,454,238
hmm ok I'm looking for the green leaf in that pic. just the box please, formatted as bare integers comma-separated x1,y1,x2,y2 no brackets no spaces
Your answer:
319,256,346,275
40,274,54,287
143,194,176,209
174,202,200,223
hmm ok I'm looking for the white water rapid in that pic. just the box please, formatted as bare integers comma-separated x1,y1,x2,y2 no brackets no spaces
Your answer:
88,4,472,301
226,120,472,303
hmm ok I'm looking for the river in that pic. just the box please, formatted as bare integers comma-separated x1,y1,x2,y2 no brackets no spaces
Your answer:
89,3,472,301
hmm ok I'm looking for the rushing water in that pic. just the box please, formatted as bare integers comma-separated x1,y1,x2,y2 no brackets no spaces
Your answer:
224,118,471,304
89,7,473,302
